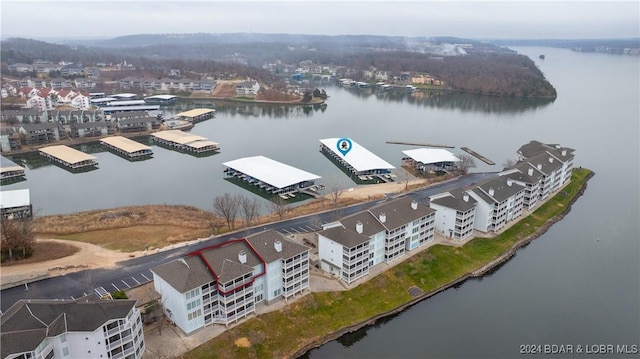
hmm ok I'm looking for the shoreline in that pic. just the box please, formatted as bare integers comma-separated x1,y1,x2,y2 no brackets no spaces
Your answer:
290,170,594,358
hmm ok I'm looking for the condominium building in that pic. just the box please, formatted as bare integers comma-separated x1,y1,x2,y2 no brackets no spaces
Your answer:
467,176,526,233
0,296,145,359
151,230,309,334
429,188,477,240
318,196,435,285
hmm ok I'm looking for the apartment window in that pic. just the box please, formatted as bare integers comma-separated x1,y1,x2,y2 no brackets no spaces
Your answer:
60,334,67,343
62,347,69,356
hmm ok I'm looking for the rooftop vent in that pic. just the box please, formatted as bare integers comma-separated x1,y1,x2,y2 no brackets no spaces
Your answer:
507,179,513,187
561,150,567,156
411,200,418,210
274,240,282,253
548,157,554,163
356,221,363,234
463,193,469,202
489,187,495,196
379,212,386,223
537,163,542,170
528,168,534,176
238,250,247,264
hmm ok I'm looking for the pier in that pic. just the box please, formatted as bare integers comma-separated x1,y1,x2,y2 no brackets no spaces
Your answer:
461,147,495,165
319,138,395,183
100,136,153,161
39,145,98,171
223,155,321,198
386,141,455,148
151,130,220,154
175,108,216,123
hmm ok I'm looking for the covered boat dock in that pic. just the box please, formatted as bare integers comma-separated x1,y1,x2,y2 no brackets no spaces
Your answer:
175,108,216,123
144,94,178,105
1,156,26,182
402,148,461,172
223,155,321,198
151,130,220,154
39,145,98,171
319,138,395,182
100,136,153,160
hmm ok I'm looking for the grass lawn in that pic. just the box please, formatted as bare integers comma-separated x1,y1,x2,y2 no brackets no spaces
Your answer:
183,168,592,359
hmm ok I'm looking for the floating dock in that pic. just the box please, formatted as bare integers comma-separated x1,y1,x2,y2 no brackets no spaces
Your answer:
1,156,26,182
100,136,153,160
39,145,98,171
151,130,220,154
387,140,454,148
461,147,495,165
175,108,216,123
402,148,461,172
223,155,321,198
319,138,395,183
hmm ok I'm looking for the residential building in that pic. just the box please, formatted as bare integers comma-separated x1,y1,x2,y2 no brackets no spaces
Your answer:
151,230,310,334
499,162,543,210
19,122,61,146
49,78,73,89
60,63,84,76
429,188,477,240
235,80,260,95
318,196,436,284
0,295,145,359
0,127,21,152
516,140,575,200
74,78,96,90
8,63,33,73
467,176,525,233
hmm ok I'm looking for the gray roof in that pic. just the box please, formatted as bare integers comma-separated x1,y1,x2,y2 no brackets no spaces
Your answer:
525,153,565,174
153,233,310,293
245,229,309,263
318,226,370,248
471,176,525,204
518,140,575,162
503,162,544,183
431,188,477,212
368,196,435,231
340,211,386,236
1,298,136,358
21,122,59,131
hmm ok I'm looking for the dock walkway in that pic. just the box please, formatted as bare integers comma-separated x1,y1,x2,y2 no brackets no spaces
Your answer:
461,147,495,165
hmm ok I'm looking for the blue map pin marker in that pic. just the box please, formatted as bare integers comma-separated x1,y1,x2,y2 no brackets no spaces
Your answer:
337,138,352,156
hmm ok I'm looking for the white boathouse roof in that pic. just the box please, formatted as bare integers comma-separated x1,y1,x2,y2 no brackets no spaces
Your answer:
402,148,460,164
145,94,177,100
0,189,30,209
223,156,321,189
151,130,219,149
319,138,395,172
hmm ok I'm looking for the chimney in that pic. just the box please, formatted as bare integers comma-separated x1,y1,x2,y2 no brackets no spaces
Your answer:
561,150,567,156
379,212,386,223
548,157,554,163
507,179,513,186
238,250,247,264
356,221,363,234
411,200,418,210
463,193,469,202
488,187,495,196
528,168,533,176
537,163,542,170
555,144,561,149
274,240,282,253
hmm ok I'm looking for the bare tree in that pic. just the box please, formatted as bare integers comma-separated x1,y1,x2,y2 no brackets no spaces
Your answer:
325,178,346,210
239,195,261,228
457,153,476,174
206,213,225,235
267,195,288,221
212,193,240,231
0,216,35,262
502,158,517,169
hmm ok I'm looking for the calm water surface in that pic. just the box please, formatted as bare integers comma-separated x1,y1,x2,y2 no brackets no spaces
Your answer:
2,47,639,358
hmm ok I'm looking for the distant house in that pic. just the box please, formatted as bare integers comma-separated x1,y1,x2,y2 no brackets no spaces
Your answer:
70,92,91,110
17,87,38,99
49,77,73,89
26,94,54,111
8,63,33,73
318,196,436,285
0,295,145,359
151,230,310,334
74,78,96,90
60,63,84,75
235,80,260,95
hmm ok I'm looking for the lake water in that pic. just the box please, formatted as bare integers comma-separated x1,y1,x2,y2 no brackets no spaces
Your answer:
2,46,639,358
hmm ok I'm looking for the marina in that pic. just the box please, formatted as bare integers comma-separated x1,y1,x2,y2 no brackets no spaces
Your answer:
144,94,178,105
99,136,153,161
100,104,161,115
0,156,26,183
319,138,395,183
461,146,495,165
174,108,216,123
38,145,98,171
150,130,220,154
223,155,321,198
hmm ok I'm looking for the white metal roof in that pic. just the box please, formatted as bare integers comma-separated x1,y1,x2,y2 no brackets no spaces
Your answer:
111,93,137,98
0,189,30,208
107,100,146,106
319,138,395,172
223,156,321,189
90,97,117,103
145,95,177,100
402,148,461,164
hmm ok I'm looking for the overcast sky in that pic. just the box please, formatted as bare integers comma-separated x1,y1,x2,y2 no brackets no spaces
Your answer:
1,1,639,40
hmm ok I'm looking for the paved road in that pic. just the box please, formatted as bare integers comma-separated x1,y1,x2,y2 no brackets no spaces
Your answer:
0,172,495,313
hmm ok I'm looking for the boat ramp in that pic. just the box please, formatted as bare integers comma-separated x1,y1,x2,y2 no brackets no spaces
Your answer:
151,130,220,154
319,138,395,183
223,155,321,199
100,136,153,161
39,145,98,171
